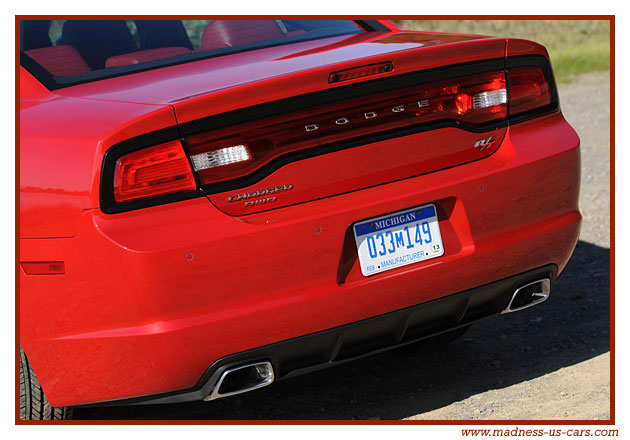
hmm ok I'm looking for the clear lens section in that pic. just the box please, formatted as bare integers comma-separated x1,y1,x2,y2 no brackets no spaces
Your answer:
473,88,507,109
190,145,251,171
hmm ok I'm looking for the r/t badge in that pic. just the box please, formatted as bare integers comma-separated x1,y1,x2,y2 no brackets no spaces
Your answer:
474,136,495,151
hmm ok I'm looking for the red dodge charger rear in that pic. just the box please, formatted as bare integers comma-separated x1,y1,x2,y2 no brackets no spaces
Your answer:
19,19,580,420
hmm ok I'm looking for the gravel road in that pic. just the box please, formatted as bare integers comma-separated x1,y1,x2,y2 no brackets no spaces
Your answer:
74,72,611,421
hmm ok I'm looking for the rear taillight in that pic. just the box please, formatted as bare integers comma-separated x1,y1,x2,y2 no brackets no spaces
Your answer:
508,66,551,116
187,71,508,186
114,140,197,203
105,61,554,209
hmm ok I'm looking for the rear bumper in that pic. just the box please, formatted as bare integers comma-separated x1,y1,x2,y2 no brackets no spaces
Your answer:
85,264,557,406
19,112,581,407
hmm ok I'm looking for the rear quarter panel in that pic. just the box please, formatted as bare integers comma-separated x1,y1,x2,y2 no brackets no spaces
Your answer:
19,67,176,238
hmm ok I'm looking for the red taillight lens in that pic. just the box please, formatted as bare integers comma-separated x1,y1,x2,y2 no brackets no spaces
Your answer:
508,66,551,116
21,261,65,275
187,71,507,186
114,140,196,203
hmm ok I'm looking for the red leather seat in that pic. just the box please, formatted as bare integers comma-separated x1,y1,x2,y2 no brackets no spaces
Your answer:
201,20,284,51
285,30,306,37
25,45,91,77
105,47,192,68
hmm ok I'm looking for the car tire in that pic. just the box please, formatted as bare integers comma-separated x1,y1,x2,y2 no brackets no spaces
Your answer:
20,347,72,420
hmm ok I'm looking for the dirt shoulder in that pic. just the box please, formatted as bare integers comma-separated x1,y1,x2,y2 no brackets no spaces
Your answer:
407,353,610,420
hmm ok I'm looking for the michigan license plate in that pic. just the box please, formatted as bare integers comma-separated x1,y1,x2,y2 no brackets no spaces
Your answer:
353,204,444,276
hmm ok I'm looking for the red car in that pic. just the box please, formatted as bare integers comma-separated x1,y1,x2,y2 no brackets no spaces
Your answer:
19,19,580,420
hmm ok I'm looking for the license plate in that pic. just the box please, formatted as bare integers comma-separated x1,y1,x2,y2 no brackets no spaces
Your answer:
353,204,444,276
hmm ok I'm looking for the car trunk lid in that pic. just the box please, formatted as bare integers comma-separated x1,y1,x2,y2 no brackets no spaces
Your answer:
164,32,508,215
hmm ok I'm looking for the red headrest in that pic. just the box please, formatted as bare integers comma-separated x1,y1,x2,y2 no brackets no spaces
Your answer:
25,45,91,76
105,47,191,68
201,20,284,51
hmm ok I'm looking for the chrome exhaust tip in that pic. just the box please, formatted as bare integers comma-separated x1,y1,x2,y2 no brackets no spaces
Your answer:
204,361,274,401
502,278,551,314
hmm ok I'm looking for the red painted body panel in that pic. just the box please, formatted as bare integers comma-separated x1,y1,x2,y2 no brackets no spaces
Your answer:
19,24,580,408
20,113,580,407
19,68,174,238
506,38,551,59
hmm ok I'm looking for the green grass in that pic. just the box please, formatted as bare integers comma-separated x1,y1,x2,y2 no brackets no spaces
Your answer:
395,20,610,82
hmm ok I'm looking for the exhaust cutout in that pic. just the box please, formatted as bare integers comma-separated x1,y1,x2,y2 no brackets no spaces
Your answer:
204,361,274,401
502,278,551,314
